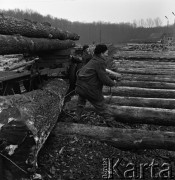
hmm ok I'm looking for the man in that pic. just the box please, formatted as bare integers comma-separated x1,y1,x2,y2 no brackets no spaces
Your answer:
81,44,93,65
64,44,93,102
75,44,117,126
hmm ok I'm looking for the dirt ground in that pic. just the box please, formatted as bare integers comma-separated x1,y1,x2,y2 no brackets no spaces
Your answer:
38,99,175,180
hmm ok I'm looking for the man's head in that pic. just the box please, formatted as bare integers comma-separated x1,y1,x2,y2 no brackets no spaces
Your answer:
94,44,108,57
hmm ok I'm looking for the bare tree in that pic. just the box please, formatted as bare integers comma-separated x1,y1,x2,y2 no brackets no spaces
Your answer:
154,17,162,27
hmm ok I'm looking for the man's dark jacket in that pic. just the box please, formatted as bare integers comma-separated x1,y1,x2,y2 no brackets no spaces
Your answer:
82,51,93,65
75,55,115,101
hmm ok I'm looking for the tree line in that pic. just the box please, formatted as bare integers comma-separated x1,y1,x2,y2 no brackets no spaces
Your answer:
0,9,174,44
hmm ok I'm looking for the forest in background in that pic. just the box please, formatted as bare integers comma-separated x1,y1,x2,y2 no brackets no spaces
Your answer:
0,9,175,44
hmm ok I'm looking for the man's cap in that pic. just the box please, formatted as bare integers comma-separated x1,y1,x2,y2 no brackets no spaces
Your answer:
94,44,108,55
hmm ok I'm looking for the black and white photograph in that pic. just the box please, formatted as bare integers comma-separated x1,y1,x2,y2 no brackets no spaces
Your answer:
0,0,175,179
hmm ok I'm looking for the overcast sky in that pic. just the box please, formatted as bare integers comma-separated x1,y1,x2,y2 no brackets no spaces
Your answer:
1,0,175,26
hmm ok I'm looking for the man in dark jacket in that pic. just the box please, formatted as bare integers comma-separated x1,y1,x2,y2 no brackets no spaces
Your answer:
82,45,93,65
75,44,116,126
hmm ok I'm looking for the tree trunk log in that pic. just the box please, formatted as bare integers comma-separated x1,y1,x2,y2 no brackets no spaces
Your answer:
0,15,79,40
84,104,175,126
122,74,175,83
103,86,175,98
67,96,175,126
118,80,175,89
113,51,175,60
117,63,175,69
116,59,175,65
117,68,175,75
105,95,175,109
0,34,75,55
55,122,175,151
0,78,67,175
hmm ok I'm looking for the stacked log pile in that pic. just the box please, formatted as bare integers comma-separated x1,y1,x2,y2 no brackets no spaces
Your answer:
0,15,79,55
100,55,175,127
0,15,79,71
0,15,77,178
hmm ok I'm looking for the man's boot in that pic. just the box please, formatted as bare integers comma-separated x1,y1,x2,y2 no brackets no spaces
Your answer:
103,116,119,127
74,105,84,122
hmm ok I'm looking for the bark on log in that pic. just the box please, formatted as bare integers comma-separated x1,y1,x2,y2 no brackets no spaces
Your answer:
55,122,175,151
0,34,75,55
0,79,67,176
104,95,175,109
119,80,175,89
0,15,79,40
103,86,175,98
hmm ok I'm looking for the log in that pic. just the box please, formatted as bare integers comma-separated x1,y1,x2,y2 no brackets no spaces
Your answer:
117,63,175,69
0,15,79,40
118,80,175,89
104,96,175,109
84,104,175,126
0,78,67,176
113,51,175,60
117,68,175,75
0,34,75,55
122,74,175,83
55,122,175,151
116,59,175,65
7,58,38,71
66,96,175,126
103,86,175,98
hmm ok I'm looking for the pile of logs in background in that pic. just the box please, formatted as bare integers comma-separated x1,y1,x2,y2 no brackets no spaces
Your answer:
101,51,175,150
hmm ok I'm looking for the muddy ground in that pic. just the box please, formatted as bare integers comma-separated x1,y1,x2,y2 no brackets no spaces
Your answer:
37,98,175,180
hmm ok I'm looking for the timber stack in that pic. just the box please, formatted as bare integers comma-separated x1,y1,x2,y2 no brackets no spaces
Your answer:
0,15,79,179
103,48,175,126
